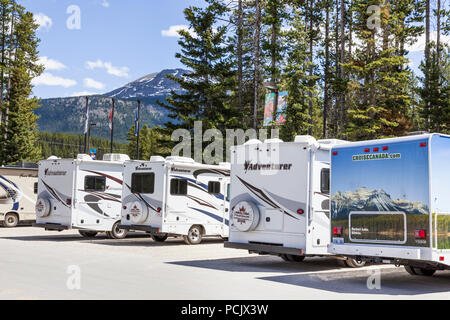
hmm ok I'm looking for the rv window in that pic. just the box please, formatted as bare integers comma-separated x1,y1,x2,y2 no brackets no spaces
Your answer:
208,181,221,194
170,179,188,195
34,182,38,194
226,184,230,202
84,176,106,192
321,169,330,194
131,173,155,194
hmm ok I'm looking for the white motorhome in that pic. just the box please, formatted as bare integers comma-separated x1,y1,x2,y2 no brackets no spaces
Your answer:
0,163,38,228
119,156,230,244
329,133,450,276
33,154,130,239
224,136,365,267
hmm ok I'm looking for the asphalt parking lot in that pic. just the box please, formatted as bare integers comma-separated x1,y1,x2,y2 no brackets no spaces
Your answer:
0,226,449,300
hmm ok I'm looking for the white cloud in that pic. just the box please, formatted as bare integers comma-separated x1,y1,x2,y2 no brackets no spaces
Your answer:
85,60,130,78
161,25,194,38
406,32,450,52
101,0,110,8
71,91,99,97
32,73,77,88
84,78,106,90
34,13,53,31
39,56,67,71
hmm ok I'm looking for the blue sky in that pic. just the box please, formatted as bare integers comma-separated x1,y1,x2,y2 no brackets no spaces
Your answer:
331,140,430,206
21,0,200,99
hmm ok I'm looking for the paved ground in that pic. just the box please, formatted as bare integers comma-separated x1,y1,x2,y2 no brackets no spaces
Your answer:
0,226,449,300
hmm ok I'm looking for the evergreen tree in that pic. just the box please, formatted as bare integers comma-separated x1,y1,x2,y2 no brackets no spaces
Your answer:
0,1,42,165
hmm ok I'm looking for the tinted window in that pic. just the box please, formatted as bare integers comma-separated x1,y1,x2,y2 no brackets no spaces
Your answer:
34,182,38,194
131,173,155,194
226,184,231,202
170,179,188,195
208,181,221,194
321,169,330,194
85,176,106,192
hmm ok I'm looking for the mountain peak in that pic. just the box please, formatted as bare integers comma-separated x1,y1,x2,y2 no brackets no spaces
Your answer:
105,68,189,100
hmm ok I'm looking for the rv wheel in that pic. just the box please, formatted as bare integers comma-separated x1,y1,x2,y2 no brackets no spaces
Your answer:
184,226,203,245
151,234,168,242
405,266,436,277
286,255,306,262
106,222,128,240
345,258,366,268
79,230,98,238
3,213,19,228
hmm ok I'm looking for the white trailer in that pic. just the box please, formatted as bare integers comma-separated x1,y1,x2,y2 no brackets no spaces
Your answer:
0,163,38,228
33,154,130,239
119,156,230,244
329,133,450,276
224,136,365,266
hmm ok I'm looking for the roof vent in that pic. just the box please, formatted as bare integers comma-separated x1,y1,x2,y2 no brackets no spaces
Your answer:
264,138,284,144
166,156,196,164
103,154,130,162
150,156,165,162
77,154,93,161
244,139,262,145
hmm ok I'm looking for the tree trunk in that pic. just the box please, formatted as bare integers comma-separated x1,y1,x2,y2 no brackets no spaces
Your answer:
308,0,314,136
339,0,345,135
237,0,243,113
324,4,330,139
425,0,430,131
253,0,261,130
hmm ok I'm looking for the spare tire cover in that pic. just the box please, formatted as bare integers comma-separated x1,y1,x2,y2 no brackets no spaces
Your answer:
128,201,148,224
232,201,260,232
36,198,51,218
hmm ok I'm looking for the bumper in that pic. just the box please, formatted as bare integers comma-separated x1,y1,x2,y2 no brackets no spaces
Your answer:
224,241,304,256
119,224,160,234
329,243,422,260
33,223,70,231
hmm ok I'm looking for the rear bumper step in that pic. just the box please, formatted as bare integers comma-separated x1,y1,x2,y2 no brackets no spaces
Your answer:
119,224,159,234
224,241,304,256
33,223,70,231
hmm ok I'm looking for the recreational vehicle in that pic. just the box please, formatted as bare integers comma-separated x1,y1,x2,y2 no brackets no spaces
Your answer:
33,154,130,239
0,163,38,228
119,156,230,244
224,136,365,267
329,133,450,276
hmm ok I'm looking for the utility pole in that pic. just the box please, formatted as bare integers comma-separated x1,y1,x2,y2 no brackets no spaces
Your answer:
110,98,115,154
136,99,141,160
84,96,89,154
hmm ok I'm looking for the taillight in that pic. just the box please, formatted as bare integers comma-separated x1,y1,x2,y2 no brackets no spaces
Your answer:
157,207,162,212
420,142,427,148
415,229,426,239
66,199,72,205
123,206,127,210
297,209,304,215
333,151,338,156
333,227,343,236
440,256,445,262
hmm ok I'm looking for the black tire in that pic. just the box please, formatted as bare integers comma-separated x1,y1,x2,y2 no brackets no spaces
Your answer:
79,230,98,238
151,234,169,242
3,213,19,228
414,267,436,277
280,254,290,262
286,254,306,262
345,258,366,268
184,225,203,245
106,222,128,239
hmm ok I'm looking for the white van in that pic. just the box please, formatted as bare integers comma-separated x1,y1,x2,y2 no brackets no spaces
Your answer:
119,156,230,244
224,136,365,267
0,163,38,227
33,154,130,239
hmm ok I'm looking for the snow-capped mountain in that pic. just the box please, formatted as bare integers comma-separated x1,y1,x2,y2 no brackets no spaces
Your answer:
105,68,188,100
332,187,429,219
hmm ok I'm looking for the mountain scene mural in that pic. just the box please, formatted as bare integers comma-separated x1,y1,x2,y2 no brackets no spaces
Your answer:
331,187,429,220
35,69,189,143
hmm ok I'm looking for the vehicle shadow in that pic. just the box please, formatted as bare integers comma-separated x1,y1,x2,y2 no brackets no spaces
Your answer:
168,256,348,274
93,237,225,247
258,268,450,296
0,232,151,243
